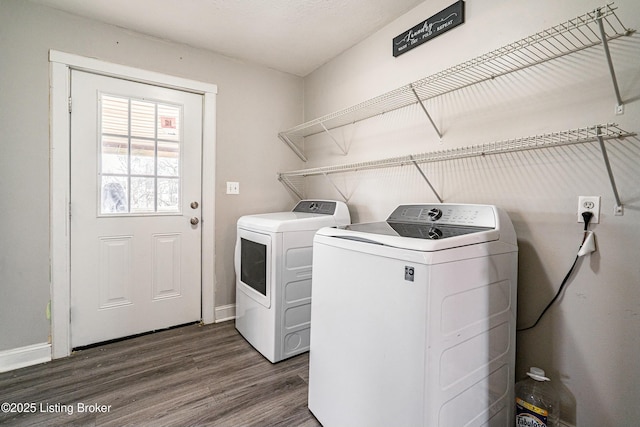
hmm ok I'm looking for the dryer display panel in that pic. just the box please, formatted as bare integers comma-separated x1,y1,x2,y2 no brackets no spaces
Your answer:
240,238,267,296
292,200,337,214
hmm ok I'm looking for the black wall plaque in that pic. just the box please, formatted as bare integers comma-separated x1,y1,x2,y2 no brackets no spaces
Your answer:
393,0,465,57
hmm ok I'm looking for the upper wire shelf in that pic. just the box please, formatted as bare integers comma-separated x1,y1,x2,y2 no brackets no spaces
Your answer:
278,3,634,161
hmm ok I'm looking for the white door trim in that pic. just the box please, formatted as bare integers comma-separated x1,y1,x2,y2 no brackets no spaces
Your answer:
49,50,217,359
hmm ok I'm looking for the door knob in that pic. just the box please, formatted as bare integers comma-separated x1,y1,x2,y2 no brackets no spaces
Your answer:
190,201,199,209
190,217,200,225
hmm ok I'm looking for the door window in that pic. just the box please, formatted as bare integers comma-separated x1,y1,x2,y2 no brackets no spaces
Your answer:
99,94,182,215
240,238,267,296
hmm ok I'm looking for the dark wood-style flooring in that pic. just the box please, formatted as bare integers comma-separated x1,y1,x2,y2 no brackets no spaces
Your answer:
0,321,321,426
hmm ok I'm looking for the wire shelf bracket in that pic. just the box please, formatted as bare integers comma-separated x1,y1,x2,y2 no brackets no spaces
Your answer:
280,133,307,162
596,125,624,215
595,6,631,113
278,174,305,200
320,122,349,155
278,124,636,207
410,155,443,203
277,3,634,161
411,87,442,139
322,172,350,202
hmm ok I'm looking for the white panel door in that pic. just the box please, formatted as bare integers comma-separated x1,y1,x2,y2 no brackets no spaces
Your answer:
70,70,203,347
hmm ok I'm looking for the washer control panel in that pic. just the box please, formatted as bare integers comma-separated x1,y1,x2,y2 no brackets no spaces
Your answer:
387,204,496,228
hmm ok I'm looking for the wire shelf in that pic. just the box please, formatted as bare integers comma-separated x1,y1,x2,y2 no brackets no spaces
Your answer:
277,124,635,201
278,3,633,160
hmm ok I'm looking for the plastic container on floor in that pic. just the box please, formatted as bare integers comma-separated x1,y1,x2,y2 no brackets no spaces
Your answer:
515,367,560,427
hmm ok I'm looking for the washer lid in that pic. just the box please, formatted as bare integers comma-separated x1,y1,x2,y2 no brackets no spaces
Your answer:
315,204,505,251
319,222,499,251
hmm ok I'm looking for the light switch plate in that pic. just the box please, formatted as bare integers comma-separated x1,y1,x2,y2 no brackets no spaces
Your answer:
226,181,239,195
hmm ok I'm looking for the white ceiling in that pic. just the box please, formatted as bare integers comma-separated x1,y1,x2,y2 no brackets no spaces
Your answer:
29,0,425,76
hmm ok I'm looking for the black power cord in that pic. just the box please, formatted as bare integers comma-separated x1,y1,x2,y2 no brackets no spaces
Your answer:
517,211,594,332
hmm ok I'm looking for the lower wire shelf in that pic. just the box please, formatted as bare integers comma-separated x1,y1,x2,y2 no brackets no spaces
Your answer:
278,123,636,207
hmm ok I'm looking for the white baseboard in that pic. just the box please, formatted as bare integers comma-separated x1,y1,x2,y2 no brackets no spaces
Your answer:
0,342,51,373
214,304,236,323
0,306,234,373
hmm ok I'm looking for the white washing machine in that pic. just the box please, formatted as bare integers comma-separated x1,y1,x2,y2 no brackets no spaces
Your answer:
235,200,350,363
308,203,518,427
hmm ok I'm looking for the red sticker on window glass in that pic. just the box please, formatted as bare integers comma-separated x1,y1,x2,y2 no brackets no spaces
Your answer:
160,117,176,128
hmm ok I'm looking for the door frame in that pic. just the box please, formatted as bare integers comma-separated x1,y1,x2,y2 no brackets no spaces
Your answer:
49,50,217,359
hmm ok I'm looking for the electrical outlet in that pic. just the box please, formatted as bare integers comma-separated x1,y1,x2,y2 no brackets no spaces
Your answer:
578,196,600,224
226,181,240,195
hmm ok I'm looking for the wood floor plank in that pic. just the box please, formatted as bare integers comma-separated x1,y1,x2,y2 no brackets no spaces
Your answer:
0,321,321,427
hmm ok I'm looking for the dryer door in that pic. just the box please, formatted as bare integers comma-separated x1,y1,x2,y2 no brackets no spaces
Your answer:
236,228,272,308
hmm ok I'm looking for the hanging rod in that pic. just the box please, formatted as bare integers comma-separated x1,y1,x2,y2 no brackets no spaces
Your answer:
278,124,635,203
278,3,633,161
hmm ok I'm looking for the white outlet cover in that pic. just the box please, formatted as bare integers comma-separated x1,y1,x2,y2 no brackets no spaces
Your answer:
578,196,600,224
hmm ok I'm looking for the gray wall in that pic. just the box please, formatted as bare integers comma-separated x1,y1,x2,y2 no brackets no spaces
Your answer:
0,0,303,351
302,0,640,426
1,0,639,425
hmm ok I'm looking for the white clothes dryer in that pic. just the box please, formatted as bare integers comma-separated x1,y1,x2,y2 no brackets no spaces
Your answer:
235,200,350,363
308,204,518,427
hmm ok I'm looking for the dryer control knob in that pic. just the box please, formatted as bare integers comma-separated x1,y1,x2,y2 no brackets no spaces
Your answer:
427,208,443,221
